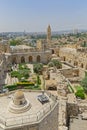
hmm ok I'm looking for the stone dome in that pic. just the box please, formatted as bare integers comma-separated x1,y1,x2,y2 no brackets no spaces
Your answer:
8,90,31,114
13,90,26,106
14,90,24,100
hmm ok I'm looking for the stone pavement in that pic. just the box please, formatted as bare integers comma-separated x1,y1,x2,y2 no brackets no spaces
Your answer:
69,116,87,130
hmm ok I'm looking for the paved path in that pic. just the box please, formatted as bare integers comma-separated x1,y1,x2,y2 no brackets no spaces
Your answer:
69,116,87,130
26,64,33,73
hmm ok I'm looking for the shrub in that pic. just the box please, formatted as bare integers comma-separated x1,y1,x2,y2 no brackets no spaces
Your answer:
48,62,54,67
18,64,30,70
17,82,34,86
37,75,41,85
4,84,17,91
11,69,30,80
75,90,85,99
50,59,62,69
81,75,87,93
11,71,19,77
33,63,43,74
4,82,40,91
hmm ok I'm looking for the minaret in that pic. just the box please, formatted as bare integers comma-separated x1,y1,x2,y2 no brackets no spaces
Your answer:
47,25,51,45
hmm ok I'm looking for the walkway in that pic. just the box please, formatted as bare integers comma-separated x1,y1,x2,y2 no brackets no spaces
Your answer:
69,116,87,130
26,64,34,73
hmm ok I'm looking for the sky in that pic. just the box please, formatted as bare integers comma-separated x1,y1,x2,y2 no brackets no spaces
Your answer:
0,0,87,32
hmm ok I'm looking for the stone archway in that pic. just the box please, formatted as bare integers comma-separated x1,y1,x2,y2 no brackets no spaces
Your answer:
12,57,17,64
37,55,41,62
21,56,25,63
29,56,33,62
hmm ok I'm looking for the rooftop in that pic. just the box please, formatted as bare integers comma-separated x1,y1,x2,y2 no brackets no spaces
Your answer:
10,45,33,50
0,90,57,129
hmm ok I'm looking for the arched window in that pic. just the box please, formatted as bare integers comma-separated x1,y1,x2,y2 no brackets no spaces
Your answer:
76,61,78,66
37,55,41,62
85,64,87,70
74,61,78,66
81,63,83,68
69,60,71,63
4,47,7,53
74,62,75,66
63,56,66,61
21,56,25,63
29,56,33,62
12,57,17,64
52,49,54,54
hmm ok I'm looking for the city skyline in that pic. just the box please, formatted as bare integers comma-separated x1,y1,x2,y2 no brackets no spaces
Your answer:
0,0,87,32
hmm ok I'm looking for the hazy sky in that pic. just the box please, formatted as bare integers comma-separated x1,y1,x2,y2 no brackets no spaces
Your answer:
0,0,87,32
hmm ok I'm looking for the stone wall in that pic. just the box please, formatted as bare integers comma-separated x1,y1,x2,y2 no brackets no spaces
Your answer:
59,47,87,71
67,94,79,117
59,47,87,79
39,103,58,130
10,51,51,64
0,54,6,90
8,102,58,130
60,68,79,78
0,42,10,53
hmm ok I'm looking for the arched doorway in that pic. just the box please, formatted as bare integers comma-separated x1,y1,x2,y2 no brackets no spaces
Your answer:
37,55,41,62
12,57,17,64
29,56,33,62
21,56,25,63
52,49,54,54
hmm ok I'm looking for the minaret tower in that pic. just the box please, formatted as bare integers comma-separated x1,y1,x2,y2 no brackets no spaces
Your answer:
47,25,51,45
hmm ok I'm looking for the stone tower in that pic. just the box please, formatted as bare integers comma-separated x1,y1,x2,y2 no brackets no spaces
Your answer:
47,25,51,45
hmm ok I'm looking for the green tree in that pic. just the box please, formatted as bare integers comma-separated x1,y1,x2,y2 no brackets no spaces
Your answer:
49,59,62,69
81,41,87,47
10,39,22,46
33,63,43,74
